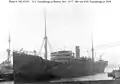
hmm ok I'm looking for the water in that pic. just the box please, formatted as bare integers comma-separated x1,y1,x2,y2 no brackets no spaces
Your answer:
50,68,113,82
50,73,113,83
0,81,13,84
0,68,114,84
0,73,111,84
0,73,112,84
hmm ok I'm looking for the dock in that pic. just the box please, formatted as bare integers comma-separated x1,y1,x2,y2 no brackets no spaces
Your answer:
14,79,120,84
0,79,6,82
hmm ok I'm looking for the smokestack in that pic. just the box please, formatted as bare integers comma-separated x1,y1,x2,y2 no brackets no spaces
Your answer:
75,46,80,58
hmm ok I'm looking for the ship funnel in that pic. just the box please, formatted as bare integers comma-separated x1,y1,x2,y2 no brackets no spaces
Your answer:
75,46,80,58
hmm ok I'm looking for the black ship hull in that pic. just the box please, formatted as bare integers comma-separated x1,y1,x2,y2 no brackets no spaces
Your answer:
13,52,108,82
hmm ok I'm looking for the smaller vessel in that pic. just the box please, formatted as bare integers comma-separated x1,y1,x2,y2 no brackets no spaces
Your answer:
108,67,120,79
0,33,13,81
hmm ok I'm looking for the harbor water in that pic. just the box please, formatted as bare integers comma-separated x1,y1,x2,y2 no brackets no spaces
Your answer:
50,67,113,82
0,81,13,84
0,67,114,84
50,73,112,83
0,73,112,84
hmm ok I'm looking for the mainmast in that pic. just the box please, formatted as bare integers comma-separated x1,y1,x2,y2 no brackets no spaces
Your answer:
44,9,47,60
91,31,94,62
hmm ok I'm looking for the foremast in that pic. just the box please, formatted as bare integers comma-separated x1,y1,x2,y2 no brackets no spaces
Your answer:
44,9,47,60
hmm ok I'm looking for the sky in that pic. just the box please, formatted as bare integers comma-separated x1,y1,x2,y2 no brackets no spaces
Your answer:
0,0,120,65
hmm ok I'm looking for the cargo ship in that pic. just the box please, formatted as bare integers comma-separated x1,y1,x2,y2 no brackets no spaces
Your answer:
13,11,108,82
13,48,108,82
